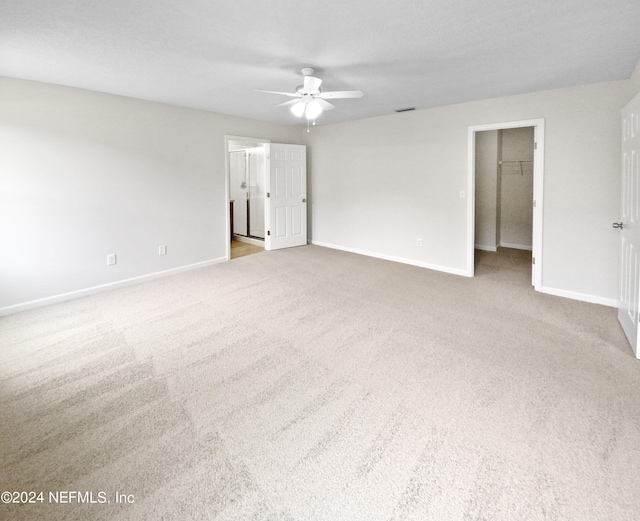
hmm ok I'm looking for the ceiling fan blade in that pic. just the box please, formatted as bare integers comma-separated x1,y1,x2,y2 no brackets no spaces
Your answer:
303,75,322,92
257,90,301,98
318,90,364,99
316,98,336,111
276,99,302,108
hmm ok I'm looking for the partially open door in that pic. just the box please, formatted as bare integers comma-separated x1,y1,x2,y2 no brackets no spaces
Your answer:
265,143,307,250
618,92,640,359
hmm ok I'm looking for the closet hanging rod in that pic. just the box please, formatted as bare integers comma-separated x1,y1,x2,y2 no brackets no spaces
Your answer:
498,160,533,164
499,159,532,176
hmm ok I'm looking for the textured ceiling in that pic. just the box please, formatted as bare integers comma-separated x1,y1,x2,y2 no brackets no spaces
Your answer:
1,0,640,126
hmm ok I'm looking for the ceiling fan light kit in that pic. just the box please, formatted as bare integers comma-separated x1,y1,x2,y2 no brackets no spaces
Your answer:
304,99,323,120
261,67,364,125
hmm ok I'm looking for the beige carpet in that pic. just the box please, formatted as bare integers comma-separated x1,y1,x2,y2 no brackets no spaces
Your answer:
1,245,639,520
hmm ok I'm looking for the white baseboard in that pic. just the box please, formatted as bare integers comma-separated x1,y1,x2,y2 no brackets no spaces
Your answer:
475,244,498,252
233,235,264,247
538,286,618,308
0,257,228,316
311,240,469,277
499,242,533,251
310,241,617,307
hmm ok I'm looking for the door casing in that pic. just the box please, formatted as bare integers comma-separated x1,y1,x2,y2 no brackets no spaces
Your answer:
466,119,545,289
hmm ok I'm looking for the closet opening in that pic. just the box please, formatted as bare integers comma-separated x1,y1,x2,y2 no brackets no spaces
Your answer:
467,119,545,289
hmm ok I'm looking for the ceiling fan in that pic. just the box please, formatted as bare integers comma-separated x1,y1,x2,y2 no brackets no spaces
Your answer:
260,67,364,121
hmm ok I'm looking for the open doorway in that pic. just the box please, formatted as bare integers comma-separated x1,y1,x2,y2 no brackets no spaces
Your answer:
226,136,269,260
467,119,545,289
225,137,308,260
475,127,534,286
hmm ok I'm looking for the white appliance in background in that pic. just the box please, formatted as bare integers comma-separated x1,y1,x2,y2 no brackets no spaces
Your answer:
229,147,266,239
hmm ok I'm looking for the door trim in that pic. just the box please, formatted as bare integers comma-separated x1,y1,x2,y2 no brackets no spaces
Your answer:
225,135,270,260
466,118,545,289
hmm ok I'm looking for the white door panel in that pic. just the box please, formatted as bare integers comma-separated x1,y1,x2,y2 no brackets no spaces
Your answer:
266,144,307,250
618,92,640,358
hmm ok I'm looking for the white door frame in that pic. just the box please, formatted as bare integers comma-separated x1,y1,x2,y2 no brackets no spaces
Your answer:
466,118,545,289
225,135,270,260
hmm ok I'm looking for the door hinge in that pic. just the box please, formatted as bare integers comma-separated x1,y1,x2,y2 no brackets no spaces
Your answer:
533,199,536,208
532,257,536,265
267,230,270,236
267,192,270,198
534,142,537,150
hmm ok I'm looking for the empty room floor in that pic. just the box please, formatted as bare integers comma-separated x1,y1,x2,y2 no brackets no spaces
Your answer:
2,245,638,520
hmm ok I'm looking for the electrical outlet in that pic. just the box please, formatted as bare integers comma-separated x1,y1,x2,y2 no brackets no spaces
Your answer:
107,254,116,266
159,245,167,256
416,238,422,247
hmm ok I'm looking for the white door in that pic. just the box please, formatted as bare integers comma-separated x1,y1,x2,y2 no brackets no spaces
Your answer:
618,92,640,358
265,143,307,250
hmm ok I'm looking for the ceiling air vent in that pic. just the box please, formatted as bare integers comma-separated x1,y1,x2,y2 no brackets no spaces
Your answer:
395,107,415,113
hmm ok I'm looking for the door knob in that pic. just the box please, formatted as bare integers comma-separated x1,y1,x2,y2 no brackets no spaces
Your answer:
613,222,624,229
302,198,307,203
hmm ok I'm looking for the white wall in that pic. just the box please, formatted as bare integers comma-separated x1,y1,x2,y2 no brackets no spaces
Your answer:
474,130,499,250
0,77,301,313
307,80,633,304
3,70,638,312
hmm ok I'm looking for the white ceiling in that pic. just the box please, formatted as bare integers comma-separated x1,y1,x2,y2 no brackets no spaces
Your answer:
2,0,640,126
